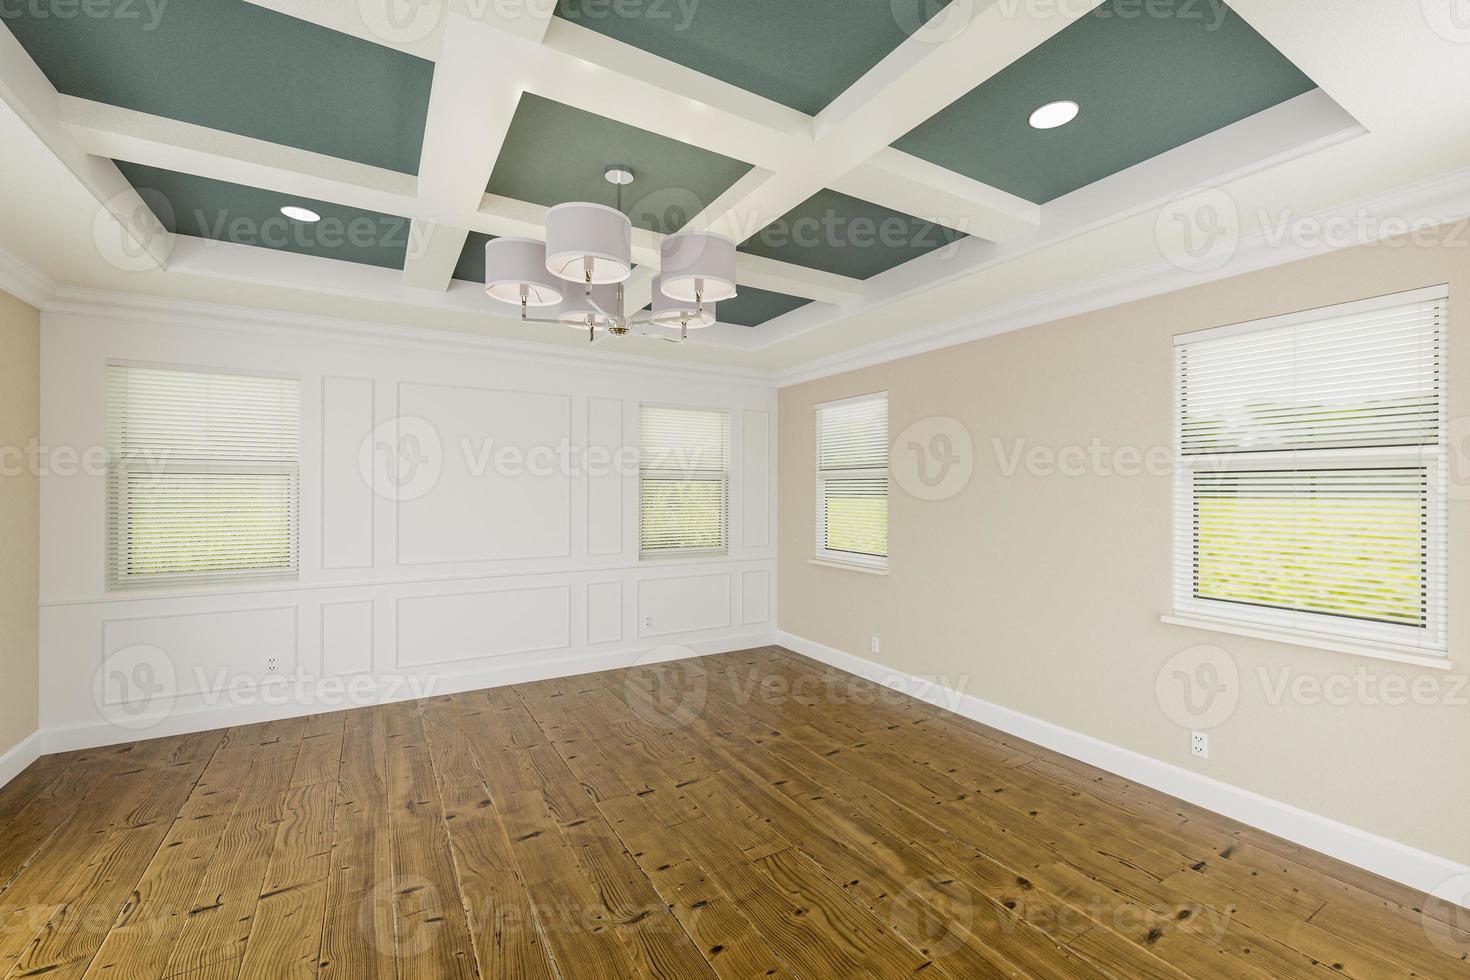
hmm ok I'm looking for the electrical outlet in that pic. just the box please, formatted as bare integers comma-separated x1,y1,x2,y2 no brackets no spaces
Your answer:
870,635,881,655
266,656,278,674
644,615,654,629
1191,731,1208,759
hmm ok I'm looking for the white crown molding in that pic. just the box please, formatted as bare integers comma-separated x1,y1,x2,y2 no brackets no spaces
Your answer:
776,631,1470,910
43,284,778,386
776,163,1470,386
10,163,1470,389
0,243,56,310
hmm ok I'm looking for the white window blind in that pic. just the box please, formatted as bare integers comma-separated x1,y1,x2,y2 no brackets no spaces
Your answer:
639,405,729,558
107,363,301,590
1173,287,1447,652
816,392,888,568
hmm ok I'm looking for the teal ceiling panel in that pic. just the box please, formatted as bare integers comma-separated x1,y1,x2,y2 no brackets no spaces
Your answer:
453,232,497,284
715,285,810,327
892,0,1316,203
7,0,433,174
554,0,957,116
486,94,753,235
737,189,966,280
117,162,411,270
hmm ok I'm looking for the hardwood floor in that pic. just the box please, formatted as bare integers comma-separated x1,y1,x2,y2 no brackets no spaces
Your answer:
0,646,1465,978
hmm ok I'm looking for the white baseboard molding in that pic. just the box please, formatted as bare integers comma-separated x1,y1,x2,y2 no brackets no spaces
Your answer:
775,630,1470,909
32,631,776,761
0,730,45,789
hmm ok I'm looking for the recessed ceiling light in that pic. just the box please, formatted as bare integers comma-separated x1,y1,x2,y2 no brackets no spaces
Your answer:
279,205,320,222
1029,100,1079,130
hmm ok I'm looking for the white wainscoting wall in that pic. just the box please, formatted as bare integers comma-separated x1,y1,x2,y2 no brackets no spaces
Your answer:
39,303,777,751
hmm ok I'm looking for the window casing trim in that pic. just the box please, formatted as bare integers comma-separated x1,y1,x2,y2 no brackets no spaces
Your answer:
814,391,889,571
637,402,731,560
1169,289,1449,654
105,362,301,591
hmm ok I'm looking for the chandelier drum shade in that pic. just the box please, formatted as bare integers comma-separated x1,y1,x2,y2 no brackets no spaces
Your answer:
482,166,736,344
650,275,715,329
658,232,737,303
557,282,621,329
543,202,632,284
483,238,563,307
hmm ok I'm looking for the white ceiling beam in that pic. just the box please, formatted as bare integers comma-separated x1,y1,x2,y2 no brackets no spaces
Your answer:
699,1,1104,245
533,19,810,170
732,254,860,306
232,9,1041,249
240,0,559,56
401,223,469,290
56,94,860,302
834,149,1040,242
1221,0,1400,135
536,20,1041,244
0,27,172,271
405,14,536,291
60,97,421,215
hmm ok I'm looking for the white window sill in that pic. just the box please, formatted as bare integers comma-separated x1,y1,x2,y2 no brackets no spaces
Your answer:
1160,614,1452,671
808,557,888,576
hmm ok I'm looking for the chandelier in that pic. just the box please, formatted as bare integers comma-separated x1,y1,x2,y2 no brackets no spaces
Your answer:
483,165,737,343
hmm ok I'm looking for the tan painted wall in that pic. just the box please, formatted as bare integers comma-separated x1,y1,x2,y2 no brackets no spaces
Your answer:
0,289,40,760
778,233,1470,864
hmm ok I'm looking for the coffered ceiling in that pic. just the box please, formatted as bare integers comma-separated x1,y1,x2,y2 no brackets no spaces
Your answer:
0,0,1467,373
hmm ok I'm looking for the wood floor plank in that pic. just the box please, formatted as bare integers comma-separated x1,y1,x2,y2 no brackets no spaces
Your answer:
1,647,1461,979
418,695,557,980
160,718,309,977
5,761,211,980
382,701,478,980
81,726,269,980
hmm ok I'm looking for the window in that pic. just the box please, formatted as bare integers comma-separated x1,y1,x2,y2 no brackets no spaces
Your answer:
639,405,729,558
107,363,301,589
1172,287,1447,653
816,392,889,569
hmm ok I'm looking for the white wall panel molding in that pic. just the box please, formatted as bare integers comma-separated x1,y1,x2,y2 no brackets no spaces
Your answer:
637,572,732,638
586,580,623,645
586,396,624,558
395,584,572,668
741,570,771,627
321,599,374,677
40,556,778,608
39,305,777,751
741,409,772,549
394,381,573,566
101,604,299,701
320,375,376,569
